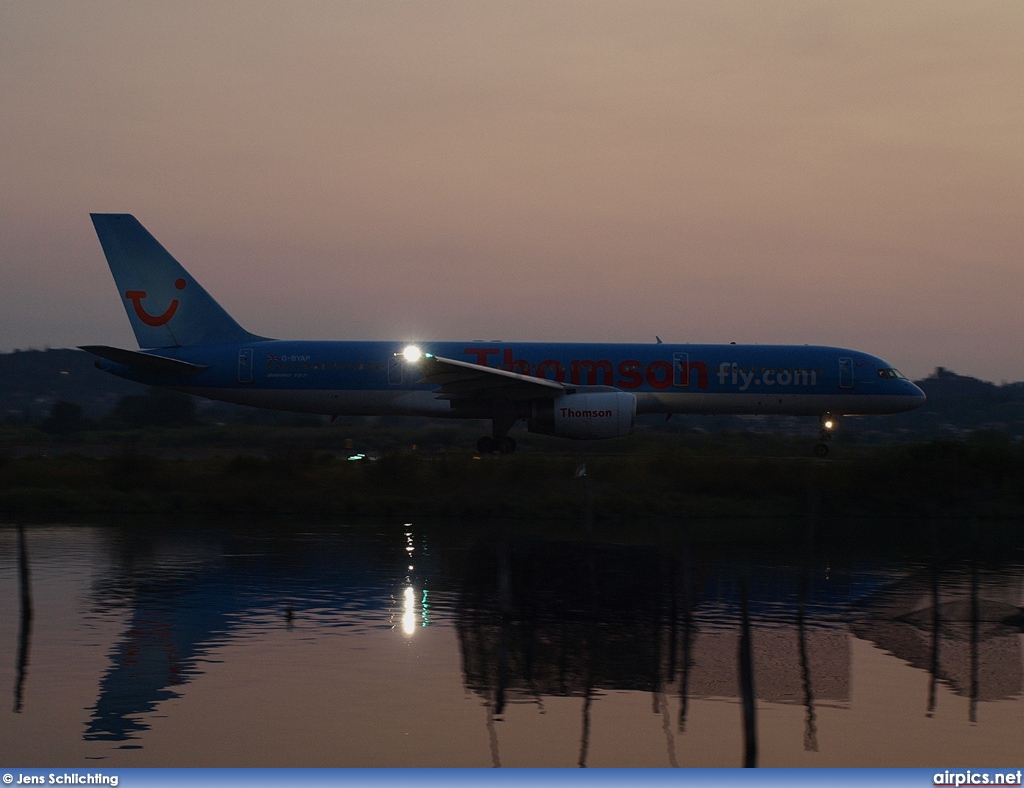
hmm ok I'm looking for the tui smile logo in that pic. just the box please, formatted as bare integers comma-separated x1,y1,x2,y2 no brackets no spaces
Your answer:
125,278,187,326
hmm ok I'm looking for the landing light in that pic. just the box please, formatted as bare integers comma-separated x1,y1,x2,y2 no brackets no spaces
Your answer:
824,419,834,430
402,345,422,363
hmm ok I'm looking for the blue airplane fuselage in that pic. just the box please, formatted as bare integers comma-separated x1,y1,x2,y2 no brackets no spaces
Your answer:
96,339,925,418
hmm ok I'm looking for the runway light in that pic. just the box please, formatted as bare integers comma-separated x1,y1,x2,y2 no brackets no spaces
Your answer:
402,345,422,363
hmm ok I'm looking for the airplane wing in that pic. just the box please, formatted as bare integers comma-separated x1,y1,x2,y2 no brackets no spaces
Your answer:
415,354,564,402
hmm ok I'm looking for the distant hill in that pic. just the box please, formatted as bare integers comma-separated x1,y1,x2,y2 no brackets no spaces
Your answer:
860,367,1024,440
1,349,1022,439
0,348,148,420
0,348,293,426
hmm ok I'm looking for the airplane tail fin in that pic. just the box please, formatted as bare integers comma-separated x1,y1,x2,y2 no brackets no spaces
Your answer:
90,214,265,348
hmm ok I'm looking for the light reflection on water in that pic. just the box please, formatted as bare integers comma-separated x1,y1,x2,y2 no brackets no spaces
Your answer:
0,521,1022,767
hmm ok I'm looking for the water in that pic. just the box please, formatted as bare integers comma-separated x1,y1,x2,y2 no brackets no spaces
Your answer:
1,521,1022,767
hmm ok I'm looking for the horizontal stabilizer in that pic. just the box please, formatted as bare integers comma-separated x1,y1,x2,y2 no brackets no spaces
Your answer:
79,345,209,376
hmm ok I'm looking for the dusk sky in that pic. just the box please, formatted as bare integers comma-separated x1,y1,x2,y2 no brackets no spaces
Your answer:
2,2,1022,382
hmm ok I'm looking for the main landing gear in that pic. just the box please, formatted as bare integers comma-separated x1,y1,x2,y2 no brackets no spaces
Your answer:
477,435,517,454
814,414,836,458
477,406,520,454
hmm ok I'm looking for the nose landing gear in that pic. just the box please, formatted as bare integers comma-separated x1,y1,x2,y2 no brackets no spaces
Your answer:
814,414,836,458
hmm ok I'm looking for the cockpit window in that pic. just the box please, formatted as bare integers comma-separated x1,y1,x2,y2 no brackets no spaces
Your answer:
877,368,907,380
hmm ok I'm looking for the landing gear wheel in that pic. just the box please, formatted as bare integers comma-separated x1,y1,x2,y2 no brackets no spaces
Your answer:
498,436,517,454
813,443,829,458
477,436,496,454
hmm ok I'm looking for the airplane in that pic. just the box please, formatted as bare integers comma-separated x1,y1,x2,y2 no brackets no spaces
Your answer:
82,214,926,457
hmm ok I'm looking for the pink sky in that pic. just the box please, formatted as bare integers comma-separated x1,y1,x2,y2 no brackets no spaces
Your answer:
2,2,1022,381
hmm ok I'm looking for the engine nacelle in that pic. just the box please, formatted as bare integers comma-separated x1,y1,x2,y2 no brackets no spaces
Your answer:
529,392,636,439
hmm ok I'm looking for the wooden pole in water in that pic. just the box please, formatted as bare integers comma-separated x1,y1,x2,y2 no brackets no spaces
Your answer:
969,518,980,724
799,484,818,751
927,540,941,718
738,577,757,767
14,523,34,713
678,526,693,734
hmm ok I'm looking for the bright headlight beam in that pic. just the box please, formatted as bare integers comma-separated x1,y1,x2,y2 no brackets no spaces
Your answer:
402,345,422,363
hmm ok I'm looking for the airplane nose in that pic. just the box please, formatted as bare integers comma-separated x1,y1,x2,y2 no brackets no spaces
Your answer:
908,382,927,408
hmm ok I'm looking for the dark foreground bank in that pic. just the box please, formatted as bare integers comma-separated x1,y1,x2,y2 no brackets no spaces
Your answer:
3,435,1024,531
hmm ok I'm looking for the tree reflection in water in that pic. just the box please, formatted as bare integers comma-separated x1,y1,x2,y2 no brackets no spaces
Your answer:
7,518,1019,765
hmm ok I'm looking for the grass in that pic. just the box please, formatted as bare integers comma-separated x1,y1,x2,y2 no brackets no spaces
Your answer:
3,430,1024,539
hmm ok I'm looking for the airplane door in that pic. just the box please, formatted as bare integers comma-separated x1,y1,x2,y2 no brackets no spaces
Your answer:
673,352,691,387
238,348,254,384
387,356,403,385
839,357,854,389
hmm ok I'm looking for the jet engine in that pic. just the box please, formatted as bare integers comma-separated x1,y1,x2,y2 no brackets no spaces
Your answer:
528,391,636,439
